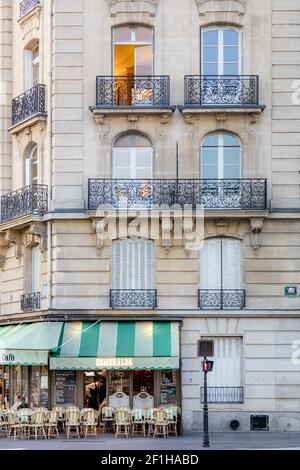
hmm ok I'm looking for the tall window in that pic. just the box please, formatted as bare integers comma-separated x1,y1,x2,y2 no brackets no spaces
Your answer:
112,239,154,290
201,27,241,76
31,245,40,293
113,133,153,179
25,144,38,186
113,26,153,77
201,133,241,179
24,42,40,90
201,238,242,290
201,337,243,403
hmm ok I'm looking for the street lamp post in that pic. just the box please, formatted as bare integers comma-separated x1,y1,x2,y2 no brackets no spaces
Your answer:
202,357,210,448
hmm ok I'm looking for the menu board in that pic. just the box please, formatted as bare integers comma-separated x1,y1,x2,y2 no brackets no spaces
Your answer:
160,370,177,405
55,371,76,405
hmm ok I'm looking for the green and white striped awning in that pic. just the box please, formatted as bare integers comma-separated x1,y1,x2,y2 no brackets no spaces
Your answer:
0,322,63,365
50,321,180,370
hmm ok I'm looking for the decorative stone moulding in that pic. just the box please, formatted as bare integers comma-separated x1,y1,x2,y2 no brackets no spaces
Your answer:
195,0,247,20
106,0,160,17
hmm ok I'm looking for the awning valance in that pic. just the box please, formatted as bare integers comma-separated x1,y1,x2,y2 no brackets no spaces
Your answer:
50,321,180,370
0,322,63,365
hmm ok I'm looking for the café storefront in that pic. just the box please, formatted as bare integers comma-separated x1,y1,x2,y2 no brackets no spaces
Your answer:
0,321,181,410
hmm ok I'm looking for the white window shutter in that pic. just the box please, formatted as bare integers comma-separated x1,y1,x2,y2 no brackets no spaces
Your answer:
113,148,133,179
31,246,40,293
201,239,221,289
222,239,241,289
204,337,243,389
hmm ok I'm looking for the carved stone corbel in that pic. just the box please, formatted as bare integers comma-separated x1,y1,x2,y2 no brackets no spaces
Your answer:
92,219,108,256
161,216,173,250
216,113,228,130
0,234,9,270
249,113,260,125
215,219,229,237
4,230,22,260
250,218,264,250
127,114,139,130
28,222,48,253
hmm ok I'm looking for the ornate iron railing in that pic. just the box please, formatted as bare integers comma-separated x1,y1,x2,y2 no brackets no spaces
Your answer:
110,289,157,309
12,84,46,127
201,387,244,404
198,289,246,310
96,76,170,107
21,292,41,312
1,185,48,222
20,0,40,17
88,179,267,210
184,75,259,106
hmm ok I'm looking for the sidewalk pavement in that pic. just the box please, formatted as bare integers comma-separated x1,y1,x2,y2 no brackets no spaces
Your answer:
0,432,299,450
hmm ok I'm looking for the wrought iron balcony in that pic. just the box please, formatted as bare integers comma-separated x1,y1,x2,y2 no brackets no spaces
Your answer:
12,84,46,127
1,184,48,223
184,75,259,106
96,76,170,107
88,179,267,210
110,289,157,310
21,292,41,312
198,289,246,310
20,0,40,18
201,387,244,404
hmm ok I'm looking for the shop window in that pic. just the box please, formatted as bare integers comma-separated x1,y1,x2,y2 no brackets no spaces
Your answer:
160,370,177,405
133,370,154,397
109,371,130,397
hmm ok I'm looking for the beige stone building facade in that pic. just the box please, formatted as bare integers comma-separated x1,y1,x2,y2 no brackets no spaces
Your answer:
0,0,299,432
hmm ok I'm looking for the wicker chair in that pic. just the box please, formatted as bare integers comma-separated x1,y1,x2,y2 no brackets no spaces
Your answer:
7,412,22,440
46,411,60,439
0,411,8,437
65,409,81,439
114,408,131,438
81,409,98,438
152,409,168,438
101,406,115,432
165,406,178,436
131,409,146,437
29,411,47,440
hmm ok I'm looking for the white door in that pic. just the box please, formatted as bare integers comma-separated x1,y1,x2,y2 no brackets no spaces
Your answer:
202,337,243,402
25,146,38,186
112,239,154,290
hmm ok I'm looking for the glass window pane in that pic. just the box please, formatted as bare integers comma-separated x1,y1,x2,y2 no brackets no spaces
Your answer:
203,46,218,63
203,63,218,75
203,30,218,46
202,165,219,179
114,27,132,43
224,165,240,178
223,134,240,147
115,134,151,147
135,27,153,43
224,29,239,46
203,134,219,147
224,46,238,63
202,148,218,165
224,147,240,165
224,63,239,75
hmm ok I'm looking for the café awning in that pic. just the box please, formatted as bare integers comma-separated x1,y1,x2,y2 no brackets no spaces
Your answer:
0,322,63,365
50,321,180,370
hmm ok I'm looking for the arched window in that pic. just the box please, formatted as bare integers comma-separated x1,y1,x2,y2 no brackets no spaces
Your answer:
113,133,153,179
25,144,38,186
201,27,241,76
201,238,242,291
24,41,40,90
113,25,153,77
201,132,241,179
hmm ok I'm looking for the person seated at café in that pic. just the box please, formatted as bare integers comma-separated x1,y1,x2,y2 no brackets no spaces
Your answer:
11,394,22,411
17,396,29,410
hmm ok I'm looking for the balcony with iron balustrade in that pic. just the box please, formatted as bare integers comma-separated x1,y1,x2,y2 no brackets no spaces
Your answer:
198,289,246,310
90,76,175,124
88,179,267,215
10,84,47,135
110,289,157,310
19,0,41,18
200,387,244,404
0,185,48,225
21,292,41,312
180,75,265,121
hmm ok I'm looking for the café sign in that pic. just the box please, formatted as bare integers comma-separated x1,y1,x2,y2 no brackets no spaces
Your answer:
96,358,133,368
0,349,48,365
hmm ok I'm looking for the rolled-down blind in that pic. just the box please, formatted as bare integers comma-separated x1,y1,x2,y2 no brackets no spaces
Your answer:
112,239,154,289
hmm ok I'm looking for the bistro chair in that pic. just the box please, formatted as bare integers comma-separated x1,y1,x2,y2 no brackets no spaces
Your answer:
65,409,81,439
7,412,22,440
165,406,178,436
133,391,154,410
145,408,156,436
0,411,9,436
109,391,129,409
46,411,60,439
152,409,168,439
131,408,146,437
17,409,32,439
81,409,98,438
101,406,115,432
52,406,66,432
114,408,131,438
29,411,47,440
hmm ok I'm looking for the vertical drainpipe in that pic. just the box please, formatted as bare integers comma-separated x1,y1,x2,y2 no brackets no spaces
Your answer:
47,0,53,311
